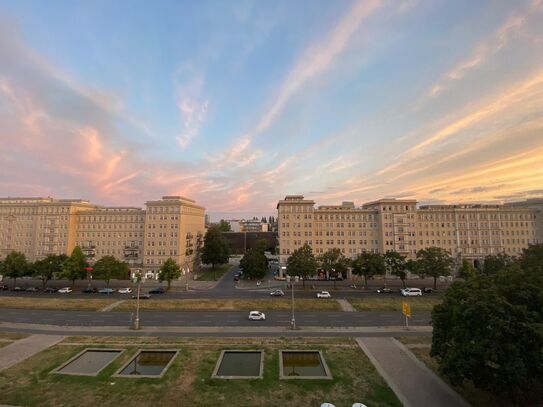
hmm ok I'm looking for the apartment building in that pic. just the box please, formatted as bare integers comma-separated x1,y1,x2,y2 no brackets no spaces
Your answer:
277,195,542,268
0,196,205,275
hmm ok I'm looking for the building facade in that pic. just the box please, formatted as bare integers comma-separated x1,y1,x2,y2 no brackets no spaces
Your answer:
0,196,205,276
277,195,542,268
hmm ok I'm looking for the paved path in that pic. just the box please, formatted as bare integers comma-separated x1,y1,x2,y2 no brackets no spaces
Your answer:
99,300,125,312
337,299,356,312
0,334,64,372
357,337,470,407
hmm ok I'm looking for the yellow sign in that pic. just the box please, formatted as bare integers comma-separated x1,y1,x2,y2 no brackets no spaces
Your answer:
402,302,411,317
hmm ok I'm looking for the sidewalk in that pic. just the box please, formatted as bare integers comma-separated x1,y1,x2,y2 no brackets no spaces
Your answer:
0,334,64,372
357,337,470,407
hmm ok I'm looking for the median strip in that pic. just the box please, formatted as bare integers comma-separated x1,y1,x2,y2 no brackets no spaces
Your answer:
99,300,125,312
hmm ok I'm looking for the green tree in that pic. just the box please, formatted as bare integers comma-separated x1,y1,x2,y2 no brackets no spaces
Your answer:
201,226,229,270
158,258,181,290
458,259,476,280
317,248,350,289
0,251,28,285
286,243,317,288
32,254,68,289
431,264,543,403
483,252,516,274
61,246,88,287
415,247,453,289
384,250,407,288
351,251,385,289
92,256,130,289
217,219,231,232
519,243,543,273
239,247,268,279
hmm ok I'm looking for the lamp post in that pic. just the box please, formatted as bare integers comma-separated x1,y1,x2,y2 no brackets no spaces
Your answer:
133,270,142,330
290,276,298,330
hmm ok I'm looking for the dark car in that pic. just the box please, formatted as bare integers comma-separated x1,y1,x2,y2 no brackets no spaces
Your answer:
82,287,98,293
376,287,393,294
149,287,165,294
132,293,151,299
423,287,433,293
25,287,40,292
44,287,58,293
0,283,9,291
11,286,25,292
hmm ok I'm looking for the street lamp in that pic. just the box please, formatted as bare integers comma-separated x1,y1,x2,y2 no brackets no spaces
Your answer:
132,270,143,330
290,275,298,330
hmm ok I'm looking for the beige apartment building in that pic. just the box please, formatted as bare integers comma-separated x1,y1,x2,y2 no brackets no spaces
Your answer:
0,196,205,277
277,195,542,270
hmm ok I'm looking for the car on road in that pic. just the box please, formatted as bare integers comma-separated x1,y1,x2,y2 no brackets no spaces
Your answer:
149,287,165,294
248,311,266,321
0,283,9,291
25,287,39,292
118,288,133,294
317,291,332,299
44,287,57,293
376,287,393,294
401,288,422,297
132,293,151,299
11,286,25,292
82,287,98,293
98,288,116,294
270,289,284,297
58,287,73,294
423,287,433,293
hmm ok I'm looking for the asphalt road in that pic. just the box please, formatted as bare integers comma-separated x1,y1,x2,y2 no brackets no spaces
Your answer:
0,308,431,327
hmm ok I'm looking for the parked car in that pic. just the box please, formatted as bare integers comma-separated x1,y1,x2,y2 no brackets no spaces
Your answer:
0,283,9,291
376,287,393,294
423,287,433,293
270,289,284,297
317,291,332,299
44,287,58,293
401,288,422,297
118,288,132,294
11,286,25,292
25,287,40,292
132,293,151,299
248,311,266,321
99,288,116,294
149,287,165,294
82,287,98,293
58,287,73,294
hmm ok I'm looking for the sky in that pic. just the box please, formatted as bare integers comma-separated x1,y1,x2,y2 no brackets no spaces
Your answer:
1,0,543,220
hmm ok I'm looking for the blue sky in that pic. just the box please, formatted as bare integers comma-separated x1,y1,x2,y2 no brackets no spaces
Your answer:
1,0,542,220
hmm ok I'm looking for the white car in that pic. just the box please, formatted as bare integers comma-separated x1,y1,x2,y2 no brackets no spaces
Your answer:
401,288,422,297
118,288,132,294
58,287,72,294
248,311,266,321
317,291,331,299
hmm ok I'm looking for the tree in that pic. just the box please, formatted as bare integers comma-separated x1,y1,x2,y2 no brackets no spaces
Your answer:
286,243,317,288
458,259,476,280
201,226,229,270
32,254,68,289
431,263,543,403
0,251,28,285
384,250,407,287
519,243,543,273
261,216,267,223
61,246,88,287
351,251,385,289
217,219,231,232
317,248,350,289
482,252,516,274
415,247,453,289
92,256,130,289
239,247,268,279
158,258,181,290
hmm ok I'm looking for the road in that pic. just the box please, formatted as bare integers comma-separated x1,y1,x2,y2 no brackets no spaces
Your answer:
0,308,431,327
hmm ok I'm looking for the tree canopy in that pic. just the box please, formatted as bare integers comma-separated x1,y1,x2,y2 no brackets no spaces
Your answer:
482,252,516,274
383,250,406,287
201,226,229,269
32,254,68,288
217,219,231,232
239,244,268,280
92,256,130,288
351,251,385,289
286,243,317,288
0,251,28,284
431,244,543,404
415,247,453,289
61,246,88,287
458,259,476,280
158,258,181,289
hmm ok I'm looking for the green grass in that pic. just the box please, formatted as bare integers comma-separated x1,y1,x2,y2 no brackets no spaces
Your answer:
195,264,233,281
114,298,341,311
0,297,118,311
0,337,401,407
348,296,442,311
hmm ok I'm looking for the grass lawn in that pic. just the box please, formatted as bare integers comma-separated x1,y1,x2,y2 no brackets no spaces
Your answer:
0,332,30,341
0,297,118,311
196,264,233,281
395,336,517,407
348,296,442,311
114,298,341,311
0,337,401,407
